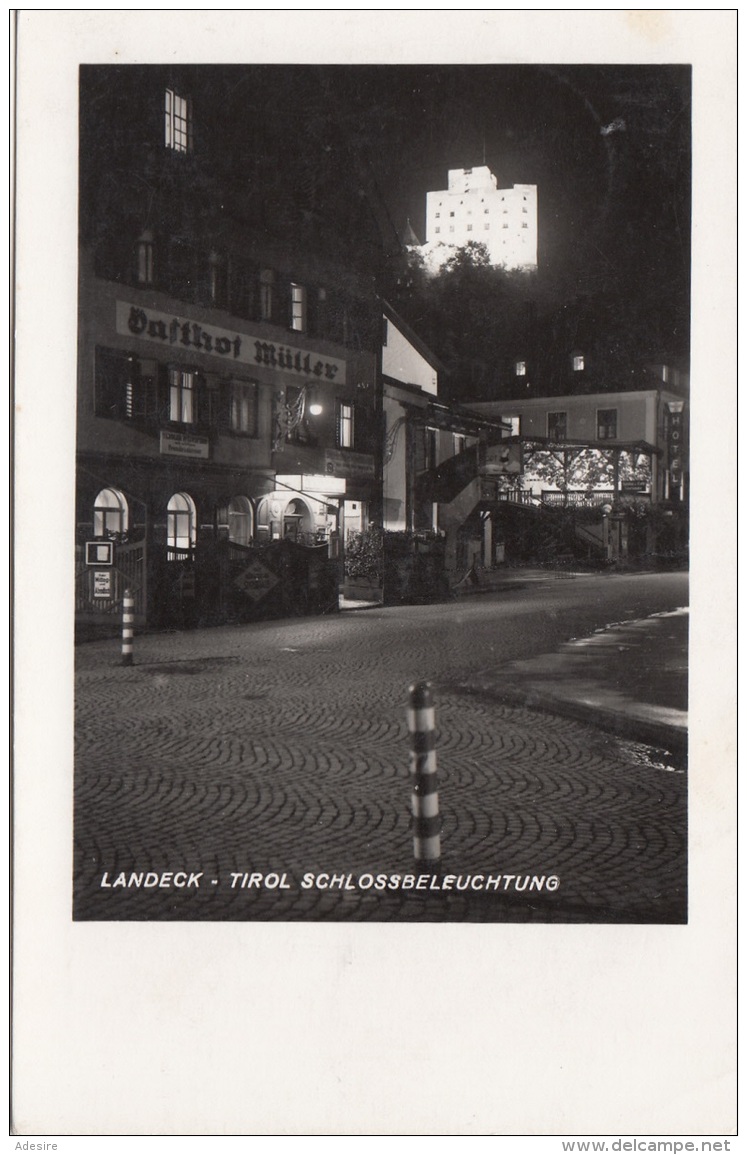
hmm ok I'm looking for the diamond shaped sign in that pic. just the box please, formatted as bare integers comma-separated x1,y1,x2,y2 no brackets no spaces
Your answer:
234,557,280,602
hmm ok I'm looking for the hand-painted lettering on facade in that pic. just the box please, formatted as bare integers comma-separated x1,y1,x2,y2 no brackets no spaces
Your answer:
116,301,346,383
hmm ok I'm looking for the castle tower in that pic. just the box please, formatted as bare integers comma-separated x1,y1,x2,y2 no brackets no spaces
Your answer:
422,166,537,271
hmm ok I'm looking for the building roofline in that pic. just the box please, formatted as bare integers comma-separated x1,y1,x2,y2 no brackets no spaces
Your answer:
464,386,689,409
381,299,448,375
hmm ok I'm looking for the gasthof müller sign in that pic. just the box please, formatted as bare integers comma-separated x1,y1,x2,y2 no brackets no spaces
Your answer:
116,301,347,384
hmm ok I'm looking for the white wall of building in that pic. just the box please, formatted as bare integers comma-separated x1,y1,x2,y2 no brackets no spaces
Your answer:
467,391,662,446
423,166,538,270
382,316,438,395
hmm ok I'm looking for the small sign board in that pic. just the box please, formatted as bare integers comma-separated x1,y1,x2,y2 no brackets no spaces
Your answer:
160,430,210,459
86,541,113,565
93,571,113,598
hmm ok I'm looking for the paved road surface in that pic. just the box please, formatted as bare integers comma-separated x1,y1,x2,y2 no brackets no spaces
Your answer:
74,571,688,923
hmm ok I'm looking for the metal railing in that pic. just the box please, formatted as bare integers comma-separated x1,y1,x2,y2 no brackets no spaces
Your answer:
541,490,615,508
493,487,536,505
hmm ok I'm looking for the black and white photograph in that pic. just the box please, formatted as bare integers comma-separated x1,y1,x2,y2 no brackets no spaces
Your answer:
13,10,735,1139
72,58,692,925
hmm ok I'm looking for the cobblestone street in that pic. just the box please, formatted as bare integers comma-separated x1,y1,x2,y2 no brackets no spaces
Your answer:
74,573,688,923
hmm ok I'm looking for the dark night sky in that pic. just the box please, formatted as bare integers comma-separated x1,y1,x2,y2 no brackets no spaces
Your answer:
331,64,691,300
201,63,690,281
241,64,692,362
82,61,693,365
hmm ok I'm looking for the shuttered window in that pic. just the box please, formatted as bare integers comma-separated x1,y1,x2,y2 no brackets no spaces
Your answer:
229,381,258,436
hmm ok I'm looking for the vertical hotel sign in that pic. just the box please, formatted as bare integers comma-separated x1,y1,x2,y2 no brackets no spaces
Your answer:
666,402,686,497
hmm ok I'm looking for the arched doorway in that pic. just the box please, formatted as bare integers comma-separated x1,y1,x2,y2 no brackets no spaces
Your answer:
282,496,314,542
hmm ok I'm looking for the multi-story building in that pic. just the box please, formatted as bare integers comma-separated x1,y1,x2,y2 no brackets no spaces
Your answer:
422,166,538,270
380,302,509,580
467,374,688,502
465,367,689,563
76,66,387,632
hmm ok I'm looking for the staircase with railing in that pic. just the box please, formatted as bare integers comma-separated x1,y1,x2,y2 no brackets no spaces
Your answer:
417,448,620,567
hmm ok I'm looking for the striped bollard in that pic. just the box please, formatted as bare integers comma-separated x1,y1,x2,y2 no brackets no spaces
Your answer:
121,588,134,666
407,681,441,871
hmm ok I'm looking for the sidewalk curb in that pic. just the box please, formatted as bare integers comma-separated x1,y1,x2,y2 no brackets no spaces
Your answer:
449,678,688,763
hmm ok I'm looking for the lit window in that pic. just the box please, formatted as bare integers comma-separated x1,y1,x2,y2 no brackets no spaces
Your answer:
230,382,258,436
502,416,521,437
337,402,354,448
515,360,526,376
93,488,129,539
167,492,197,552
164,89,191,153
548,411,567,441
169,367,196,424
572,354,585,372
290,283,307,332
597,408,617,440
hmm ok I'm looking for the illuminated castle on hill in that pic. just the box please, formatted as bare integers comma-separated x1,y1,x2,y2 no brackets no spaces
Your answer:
421,165,538,271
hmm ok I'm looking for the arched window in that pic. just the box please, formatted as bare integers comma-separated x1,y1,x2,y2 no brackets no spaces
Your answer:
167,492,197,551
227,496,253,546
93,488,129,539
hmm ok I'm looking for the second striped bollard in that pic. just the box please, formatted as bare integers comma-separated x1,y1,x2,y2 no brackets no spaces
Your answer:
407,681,441,871
121,588,134,666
